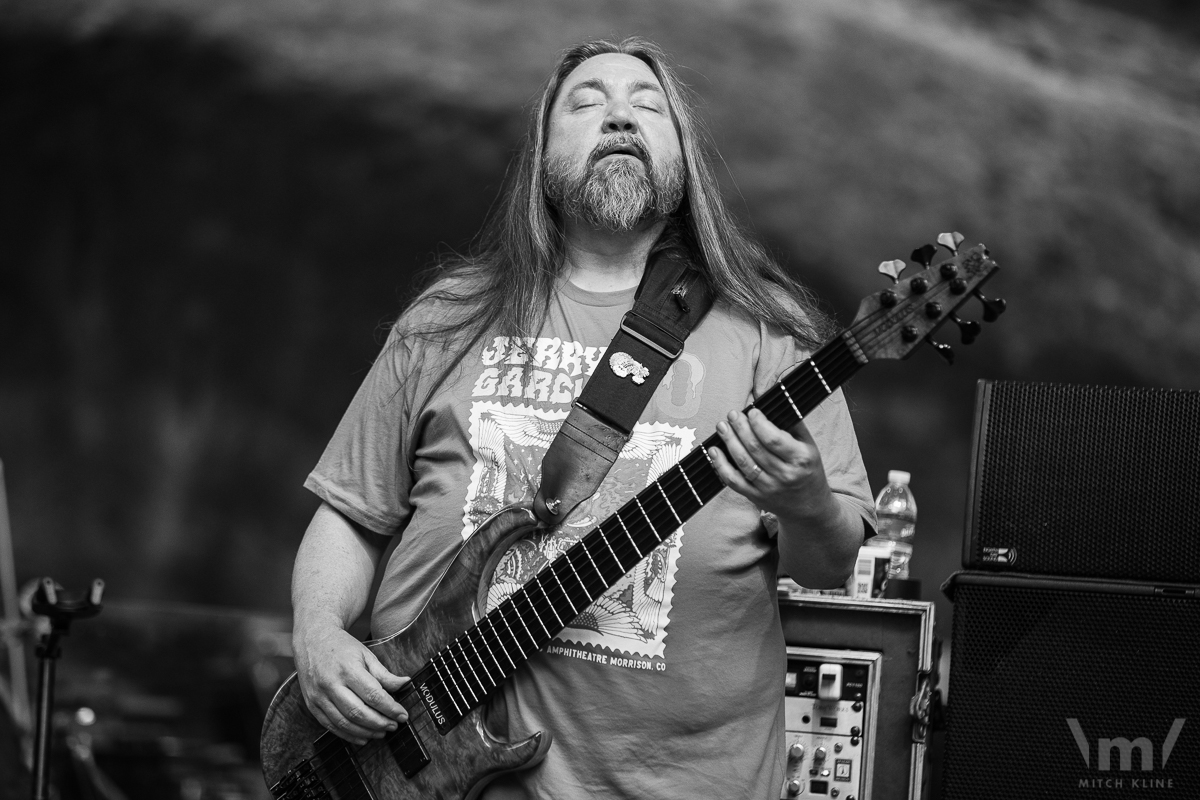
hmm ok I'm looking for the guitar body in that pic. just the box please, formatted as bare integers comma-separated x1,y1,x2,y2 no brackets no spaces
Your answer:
260,505,553,799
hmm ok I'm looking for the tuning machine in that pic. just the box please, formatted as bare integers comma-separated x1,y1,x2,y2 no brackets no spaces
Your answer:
910,244,937,267
937,231,964,255
927,338,955,364
951,313,981,344
974,290,1006,322
877,259,907,283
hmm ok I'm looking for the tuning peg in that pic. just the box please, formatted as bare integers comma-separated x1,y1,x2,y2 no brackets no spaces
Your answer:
911,244,937,267
973,290,1007,322
951,313,981,345
928,338,955,364
937,231,965,255
878,259,906,283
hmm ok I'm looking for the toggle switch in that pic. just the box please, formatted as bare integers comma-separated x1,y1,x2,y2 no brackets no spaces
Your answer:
818,664,843,701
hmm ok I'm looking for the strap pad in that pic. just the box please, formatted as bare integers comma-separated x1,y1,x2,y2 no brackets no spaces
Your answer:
534,253,712,526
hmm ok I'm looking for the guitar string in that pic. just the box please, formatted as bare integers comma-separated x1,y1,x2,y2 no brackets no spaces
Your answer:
383,313,883,722
294,338,877,792
292,361,869,796
293,344,868,791
288,283,961,792
295,335,877,790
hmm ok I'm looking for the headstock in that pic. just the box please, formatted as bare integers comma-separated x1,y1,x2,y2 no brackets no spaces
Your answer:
851,232,1003,363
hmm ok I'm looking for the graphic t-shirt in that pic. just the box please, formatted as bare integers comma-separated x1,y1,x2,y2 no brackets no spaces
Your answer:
305,278,874,799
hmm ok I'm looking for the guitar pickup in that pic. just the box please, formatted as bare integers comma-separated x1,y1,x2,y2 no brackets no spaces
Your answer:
387,720,432,779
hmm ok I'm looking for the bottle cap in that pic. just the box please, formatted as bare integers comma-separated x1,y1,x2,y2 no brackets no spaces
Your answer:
887,470,911,485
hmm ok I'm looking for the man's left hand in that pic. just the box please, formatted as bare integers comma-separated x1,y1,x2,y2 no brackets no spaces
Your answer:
708,408,835,524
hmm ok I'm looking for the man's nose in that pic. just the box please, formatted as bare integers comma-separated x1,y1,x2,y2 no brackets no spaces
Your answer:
602,101,638,133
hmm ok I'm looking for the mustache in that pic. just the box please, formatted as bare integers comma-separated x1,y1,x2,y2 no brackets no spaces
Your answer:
588,133,650,167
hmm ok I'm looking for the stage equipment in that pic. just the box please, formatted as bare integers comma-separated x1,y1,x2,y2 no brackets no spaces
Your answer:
940,571,1199,799
47,600,291,799
30,578,104,800
778,592,939,800
963,380,1200,582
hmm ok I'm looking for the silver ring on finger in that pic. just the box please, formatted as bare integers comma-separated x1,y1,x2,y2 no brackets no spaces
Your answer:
743,462,762,482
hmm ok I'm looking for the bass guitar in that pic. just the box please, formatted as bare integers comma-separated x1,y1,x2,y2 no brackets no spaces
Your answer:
261,234,1003,799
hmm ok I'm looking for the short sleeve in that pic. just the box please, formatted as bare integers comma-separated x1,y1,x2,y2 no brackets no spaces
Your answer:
303,326,421,535
753,321,876,538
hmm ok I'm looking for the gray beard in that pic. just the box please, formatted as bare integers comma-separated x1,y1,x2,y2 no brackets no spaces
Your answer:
543,144,685,232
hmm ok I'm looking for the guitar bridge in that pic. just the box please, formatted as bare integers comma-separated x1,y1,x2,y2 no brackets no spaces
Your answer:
270,759,336,799
270,736,378,800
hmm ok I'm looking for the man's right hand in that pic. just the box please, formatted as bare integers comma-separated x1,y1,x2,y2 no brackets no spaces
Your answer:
293,622,410,746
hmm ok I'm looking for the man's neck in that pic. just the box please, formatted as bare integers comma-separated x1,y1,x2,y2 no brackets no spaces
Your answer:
561,219,666,293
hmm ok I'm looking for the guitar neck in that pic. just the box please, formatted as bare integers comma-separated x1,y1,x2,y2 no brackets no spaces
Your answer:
415,334,867,734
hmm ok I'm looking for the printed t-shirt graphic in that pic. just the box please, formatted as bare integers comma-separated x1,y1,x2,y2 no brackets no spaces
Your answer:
462,397,695,664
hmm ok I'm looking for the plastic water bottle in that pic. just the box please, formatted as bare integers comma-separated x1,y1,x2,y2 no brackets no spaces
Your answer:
870,470,917,580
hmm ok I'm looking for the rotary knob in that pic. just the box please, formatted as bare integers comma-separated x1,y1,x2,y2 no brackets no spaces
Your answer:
789,743,805,761
814,746,828,763
786,779,802,797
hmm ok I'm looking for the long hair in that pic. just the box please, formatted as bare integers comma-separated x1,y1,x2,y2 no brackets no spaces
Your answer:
405,37,834,366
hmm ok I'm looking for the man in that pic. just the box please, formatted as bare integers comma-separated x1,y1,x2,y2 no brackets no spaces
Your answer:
292,37,873,798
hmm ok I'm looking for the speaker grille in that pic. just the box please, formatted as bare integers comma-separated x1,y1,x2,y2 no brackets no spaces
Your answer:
943,578,1200,799
968,381,1200,582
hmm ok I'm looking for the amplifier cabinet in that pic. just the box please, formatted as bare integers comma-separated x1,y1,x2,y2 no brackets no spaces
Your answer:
779,593,938,800
941,571,1200,799
963,380,1200,582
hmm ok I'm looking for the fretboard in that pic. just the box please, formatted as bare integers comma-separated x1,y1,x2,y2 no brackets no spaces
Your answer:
415,332,867,734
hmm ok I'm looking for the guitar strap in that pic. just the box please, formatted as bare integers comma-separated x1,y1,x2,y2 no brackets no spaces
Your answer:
533,249,713,527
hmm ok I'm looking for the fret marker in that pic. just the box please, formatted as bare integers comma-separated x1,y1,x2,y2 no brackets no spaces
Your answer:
457,639,490,691
523,590,552,639
565,558,591,601
549,568,578,616
811,363,832,395
779,382,803,422
478,633,506,677
617,514,641,556
432,657,467,716
532,576,564,628
600,528,626,572
499,614,532,657
429,661,463,718
465,635,500,687
516,592,552,642
656,483,682,527
633,498,655,533
679,466,703,505
487,618,518,670
579,540,604,584
447,651,480,704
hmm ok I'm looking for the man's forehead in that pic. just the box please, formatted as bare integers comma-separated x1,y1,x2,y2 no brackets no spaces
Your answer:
559,53,664,94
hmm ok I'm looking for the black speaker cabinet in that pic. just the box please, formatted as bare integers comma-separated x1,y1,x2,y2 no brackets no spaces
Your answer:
963,380,1200,582
779,591,938,800
942,571,1200,799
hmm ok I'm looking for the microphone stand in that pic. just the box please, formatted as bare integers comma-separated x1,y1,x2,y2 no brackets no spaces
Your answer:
29,578,104,800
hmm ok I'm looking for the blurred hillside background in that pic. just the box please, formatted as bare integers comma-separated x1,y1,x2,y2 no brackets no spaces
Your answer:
1,0,1199,762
